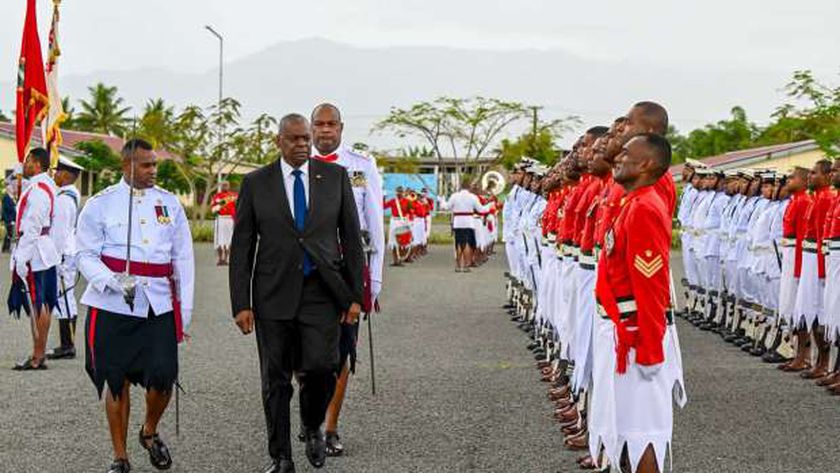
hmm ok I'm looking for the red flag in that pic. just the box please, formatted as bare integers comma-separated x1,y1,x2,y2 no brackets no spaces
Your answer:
15,0,49,163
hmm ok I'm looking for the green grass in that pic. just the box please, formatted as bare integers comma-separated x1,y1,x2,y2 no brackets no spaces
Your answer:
190,221,214,243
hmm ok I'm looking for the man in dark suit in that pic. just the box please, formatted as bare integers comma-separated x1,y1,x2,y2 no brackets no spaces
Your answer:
229,113,365,473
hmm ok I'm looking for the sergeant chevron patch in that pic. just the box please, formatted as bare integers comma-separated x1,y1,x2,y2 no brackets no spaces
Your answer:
634,251,663,278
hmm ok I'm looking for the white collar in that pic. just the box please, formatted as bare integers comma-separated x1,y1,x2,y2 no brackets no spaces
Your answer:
280,158,309,177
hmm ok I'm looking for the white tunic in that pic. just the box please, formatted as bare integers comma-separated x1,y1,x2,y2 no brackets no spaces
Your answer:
52,184,81,319
314,147,385,298
76,180,195,330
12,172,60,273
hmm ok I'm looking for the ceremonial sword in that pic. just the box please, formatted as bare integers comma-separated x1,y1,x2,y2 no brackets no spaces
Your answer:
362,231,377,396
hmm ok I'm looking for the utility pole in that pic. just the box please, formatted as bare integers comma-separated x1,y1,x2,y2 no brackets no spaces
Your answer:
530,106,540,158
205,25,224,191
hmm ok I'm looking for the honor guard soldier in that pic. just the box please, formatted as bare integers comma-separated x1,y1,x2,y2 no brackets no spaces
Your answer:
593,134,686,473
210,181,238,266
820,160,840,392
76,139,195,473
47,156,84,360
9,147,59,370
777,166,812,371
792,160,835,379
310,103,385,457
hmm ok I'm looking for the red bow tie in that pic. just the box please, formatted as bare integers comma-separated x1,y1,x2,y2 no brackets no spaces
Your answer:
314,153,338,163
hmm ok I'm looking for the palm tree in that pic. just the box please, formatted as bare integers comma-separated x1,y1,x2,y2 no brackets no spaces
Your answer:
139,98,176,148
60,96,77,129
75,83,131,135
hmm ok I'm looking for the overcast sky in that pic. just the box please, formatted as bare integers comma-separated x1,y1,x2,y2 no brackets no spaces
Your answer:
1,0,838,136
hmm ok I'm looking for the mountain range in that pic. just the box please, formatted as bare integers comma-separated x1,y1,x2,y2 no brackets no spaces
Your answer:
0,38,799,150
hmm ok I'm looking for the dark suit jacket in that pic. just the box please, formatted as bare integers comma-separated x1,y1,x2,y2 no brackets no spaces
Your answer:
229,158,365,320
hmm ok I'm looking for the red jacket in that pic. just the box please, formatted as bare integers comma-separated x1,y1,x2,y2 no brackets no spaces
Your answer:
595,185,671,374
804,186,836,278
783,190,812,278
594,175,625,252
824,192,840,241
561,182,584,244
655,172,677,217
579,175,607,253
210,190,238,217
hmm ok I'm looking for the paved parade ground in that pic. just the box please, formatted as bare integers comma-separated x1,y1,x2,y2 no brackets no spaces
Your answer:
1,245,840,472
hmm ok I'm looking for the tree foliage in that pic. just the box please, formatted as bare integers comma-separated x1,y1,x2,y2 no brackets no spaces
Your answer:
73,139,122,193
373,96,534,160
670,70,840,162
75,83,132,136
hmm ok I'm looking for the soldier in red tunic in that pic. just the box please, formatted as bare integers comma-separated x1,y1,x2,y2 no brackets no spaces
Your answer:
210,181,238,266
594,133,686,473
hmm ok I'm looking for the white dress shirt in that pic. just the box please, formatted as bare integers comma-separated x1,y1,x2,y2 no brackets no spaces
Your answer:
280,158,310,218
441,189,492,229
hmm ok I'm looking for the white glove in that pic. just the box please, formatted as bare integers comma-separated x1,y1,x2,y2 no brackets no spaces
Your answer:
104,275,126,294
637,363,663,381
371,280,382,305
14,259,28,280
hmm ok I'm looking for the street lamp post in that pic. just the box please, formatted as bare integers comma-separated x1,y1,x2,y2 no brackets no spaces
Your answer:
205,25,224,191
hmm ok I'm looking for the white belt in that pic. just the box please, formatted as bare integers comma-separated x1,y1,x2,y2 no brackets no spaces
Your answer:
579,253,596,266
802,239,818,251
596,299,638,319
780,237,795,248
828,240,840,251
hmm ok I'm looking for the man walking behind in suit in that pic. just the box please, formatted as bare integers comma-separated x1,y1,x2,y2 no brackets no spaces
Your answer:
229,114,365,473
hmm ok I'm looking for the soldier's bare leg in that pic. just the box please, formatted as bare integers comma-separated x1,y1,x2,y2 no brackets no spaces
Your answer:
809,325,831,376
787,330,812,370
143,388,172,439
32,306,51,362
105,381,132,460
325,363,351,434
634,444,661,473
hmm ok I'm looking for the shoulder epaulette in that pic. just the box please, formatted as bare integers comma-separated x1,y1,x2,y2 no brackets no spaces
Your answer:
89,184,119,200
154,185,175,196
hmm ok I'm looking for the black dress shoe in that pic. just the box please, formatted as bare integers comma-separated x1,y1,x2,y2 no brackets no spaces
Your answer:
762,351,789,364
263,459,295,473
749,346,766,357
304,429,326,468
107,459,131,473
138,425,172,470
46,346,76,360
325,431,344,457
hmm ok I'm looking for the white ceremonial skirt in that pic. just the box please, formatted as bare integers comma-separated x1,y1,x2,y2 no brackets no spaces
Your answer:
680,235,697,286
705,255,723,293
559,260,579,360
824,252,840,341
588,314,619,464
536,246,557,324
778,247,799,324
505,241,519,279
549,256,565,334
793,252,825,327
52,265,78,320
615,329,686,473
571,267,596,394
411,218,427,246
214,215,234,249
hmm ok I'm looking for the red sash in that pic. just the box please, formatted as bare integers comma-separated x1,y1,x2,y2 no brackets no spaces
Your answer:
100,255,184,343
16,182,54,236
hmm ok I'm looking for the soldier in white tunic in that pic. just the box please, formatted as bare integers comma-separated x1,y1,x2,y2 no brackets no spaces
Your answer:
9,147,59,371
76,139,195,473
46,157,84,360
310,103,386,456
